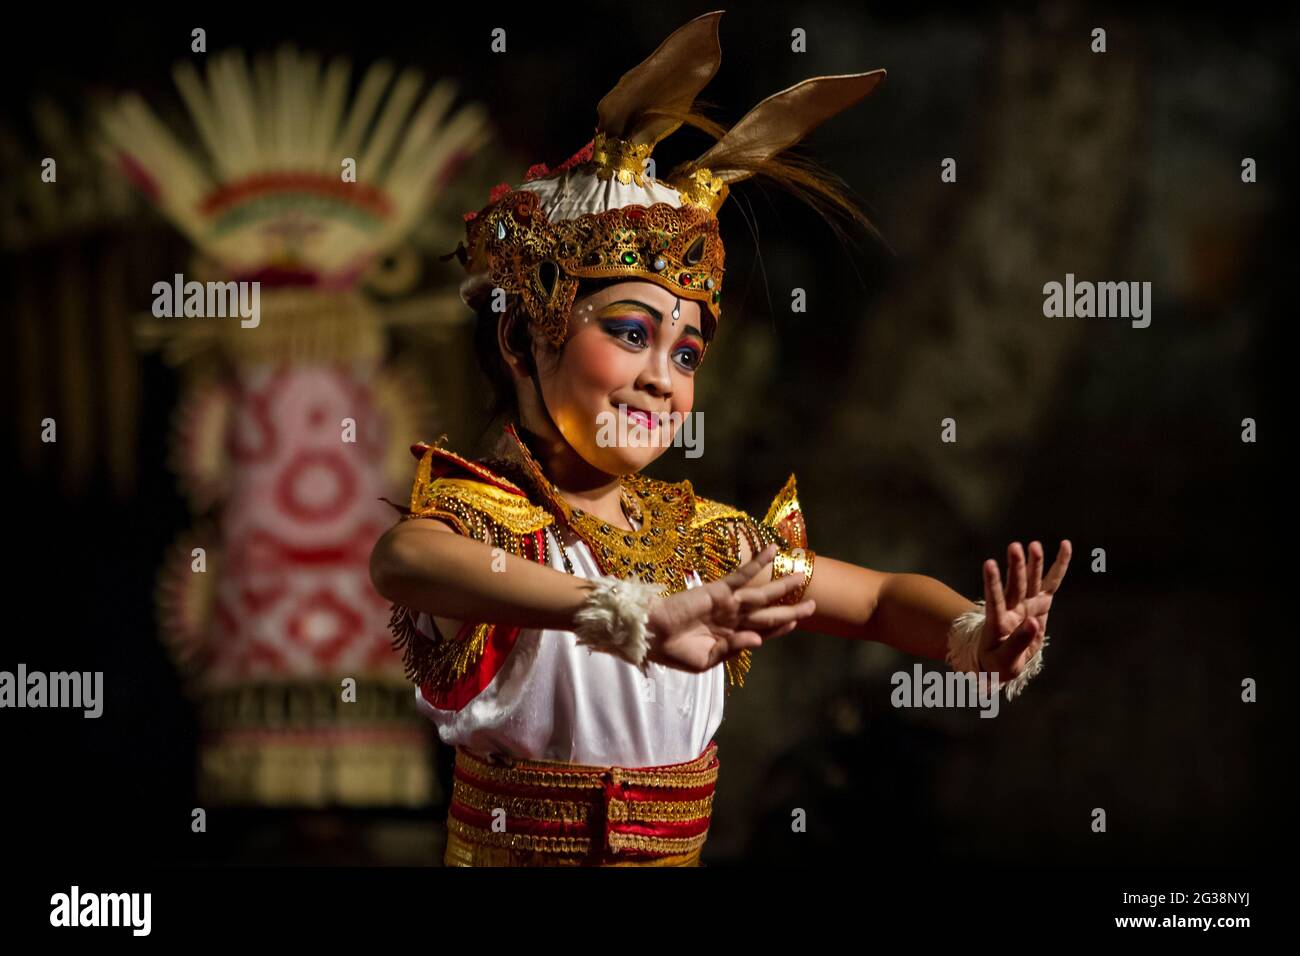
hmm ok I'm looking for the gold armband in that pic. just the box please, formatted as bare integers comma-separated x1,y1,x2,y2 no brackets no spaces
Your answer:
771,548,815,605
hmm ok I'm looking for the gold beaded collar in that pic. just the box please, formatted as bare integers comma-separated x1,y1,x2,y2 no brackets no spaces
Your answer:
484,422,702,593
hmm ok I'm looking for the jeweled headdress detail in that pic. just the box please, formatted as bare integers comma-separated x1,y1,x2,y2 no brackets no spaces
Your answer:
449,9,886,346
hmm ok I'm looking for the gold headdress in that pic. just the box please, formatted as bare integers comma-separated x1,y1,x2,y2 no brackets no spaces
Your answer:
451,10,885,345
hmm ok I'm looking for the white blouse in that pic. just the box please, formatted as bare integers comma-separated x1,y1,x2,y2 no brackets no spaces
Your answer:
413,521,725,768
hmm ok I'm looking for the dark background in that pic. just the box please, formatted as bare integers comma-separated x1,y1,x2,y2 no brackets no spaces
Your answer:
1,1,1293,867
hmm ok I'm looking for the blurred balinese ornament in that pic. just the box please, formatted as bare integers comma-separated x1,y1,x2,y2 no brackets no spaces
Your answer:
102,46,490,807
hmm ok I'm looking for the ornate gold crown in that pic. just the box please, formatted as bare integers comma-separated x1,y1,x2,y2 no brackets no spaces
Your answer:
462,176,725,347
447,11,884,347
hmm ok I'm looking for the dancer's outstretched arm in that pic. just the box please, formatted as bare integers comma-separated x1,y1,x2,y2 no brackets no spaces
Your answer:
751,537,1072,684
371,520,815,672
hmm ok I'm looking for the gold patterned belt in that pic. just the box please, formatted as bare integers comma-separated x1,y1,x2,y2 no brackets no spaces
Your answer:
444,742,718,866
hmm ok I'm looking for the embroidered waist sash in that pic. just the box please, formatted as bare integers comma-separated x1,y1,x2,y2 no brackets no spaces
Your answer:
444,742,718,866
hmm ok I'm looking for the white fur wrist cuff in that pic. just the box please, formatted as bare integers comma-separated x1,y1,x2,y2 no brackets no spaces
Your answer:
572,574,661,670
945,599,1048,701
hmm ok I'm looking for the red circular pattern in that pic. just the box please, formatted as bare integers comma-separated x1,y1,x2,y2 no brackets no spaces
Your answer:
274,450,357,522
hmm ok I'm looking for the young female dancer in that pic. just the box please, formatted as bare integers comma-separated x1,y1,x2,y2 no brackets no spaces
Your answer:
370,11,1071,866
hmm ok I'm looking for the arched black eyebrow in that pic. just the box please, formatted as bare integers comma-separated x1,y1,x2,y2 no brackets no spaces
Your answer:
605,300,703,340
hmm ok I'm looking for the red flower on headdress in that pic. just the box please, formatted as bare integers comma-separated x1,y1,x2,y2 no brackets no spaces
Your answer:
521,138,596,183
465,138,597,219
557,138,596,171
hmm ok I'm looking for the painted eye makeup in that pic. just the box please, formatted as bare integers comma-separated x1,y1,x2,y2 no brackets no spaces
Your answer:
672,343,703,371
600,317,651,348
598,302,704,371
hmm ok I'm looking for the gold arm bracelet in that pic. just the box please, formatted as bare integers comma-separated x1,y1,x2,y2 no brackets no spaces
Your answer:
771,548,815,605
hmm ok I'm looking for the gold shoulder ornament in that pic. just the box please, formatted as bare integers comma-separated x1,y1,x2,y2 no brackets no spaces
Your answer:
387,440,555,690
690,473,814,690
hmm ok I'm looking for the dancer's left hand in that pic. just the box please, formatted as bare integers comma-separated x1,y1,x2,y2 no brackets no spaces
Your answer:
977,540,1072,681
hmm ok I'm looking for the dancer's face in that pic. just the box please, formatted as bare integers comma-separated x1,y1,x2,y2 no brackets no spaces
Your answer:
530,280,706,476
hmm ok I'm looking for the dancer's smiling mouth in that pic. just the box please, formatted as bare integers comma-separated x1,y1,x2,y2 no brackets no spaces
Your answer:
615,403,663,428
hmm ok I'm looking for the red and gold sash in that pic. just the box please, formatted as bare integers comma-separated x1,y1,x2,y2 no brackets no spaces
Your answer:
444,742,719,867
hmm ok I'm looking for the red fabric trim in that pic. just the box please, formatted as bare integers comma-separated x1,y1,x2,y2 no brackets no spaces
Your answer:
420,622,522,712
407,442,530,497
616,783,717,802
414,517,551,711
609,817,712,839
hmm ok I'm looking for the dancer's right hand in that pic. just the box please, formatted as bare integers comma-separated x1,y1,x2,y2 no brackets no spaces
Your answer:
644,544,815,672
